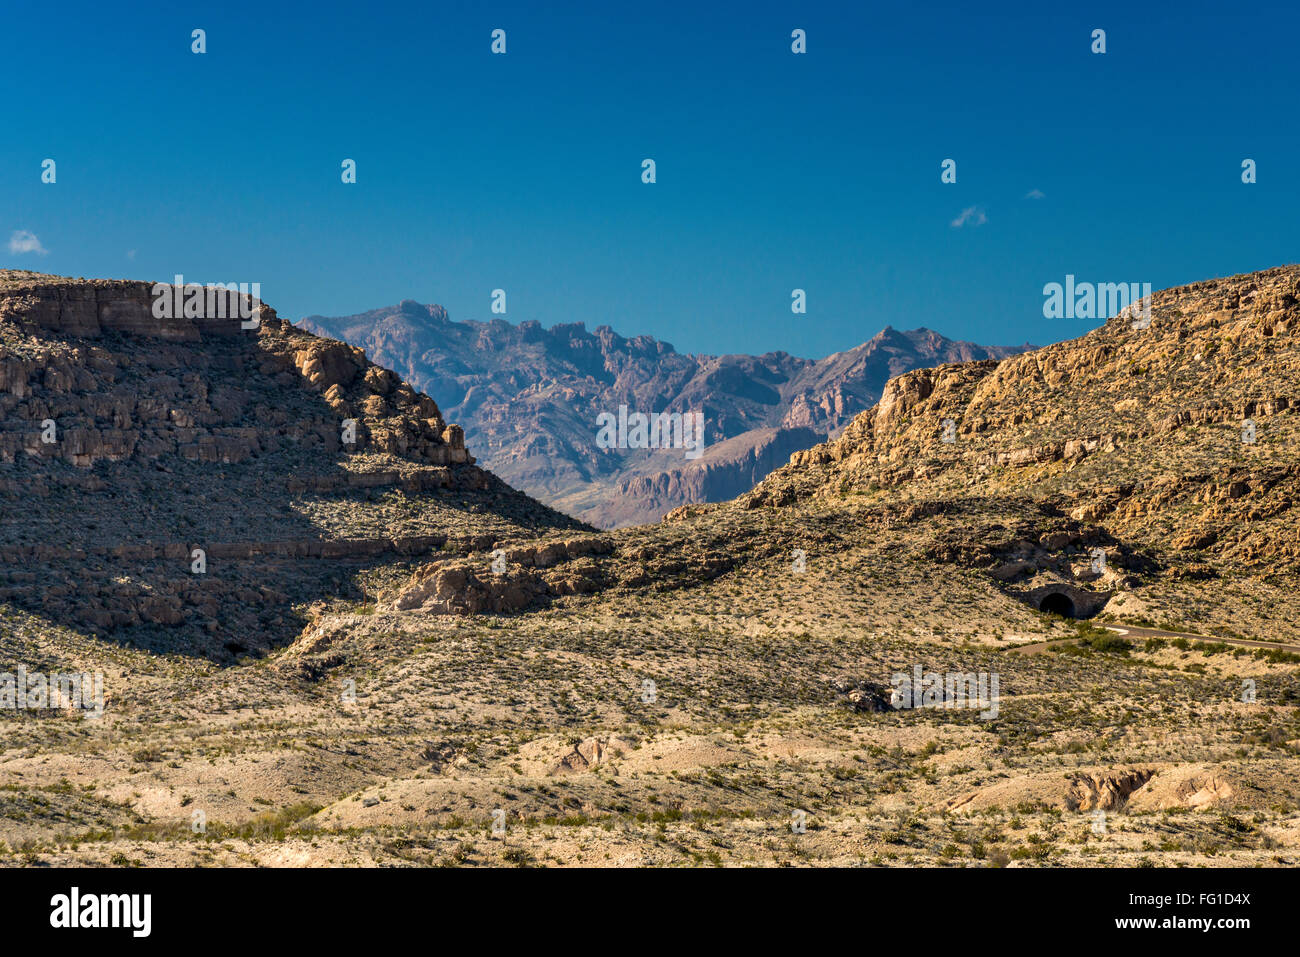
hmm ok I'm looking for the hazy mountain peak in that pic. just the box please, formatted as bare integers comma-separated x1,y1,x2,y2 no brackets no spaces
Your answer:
299,305,1028,526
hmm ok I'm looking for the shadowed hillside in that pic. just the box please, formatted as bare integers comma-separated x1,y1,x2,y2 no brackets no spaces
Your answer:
0,271,584,660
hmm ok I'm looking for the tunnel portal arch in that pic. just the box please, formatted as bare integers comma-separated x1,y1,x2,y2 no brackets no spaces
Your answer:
1039,591,1077,618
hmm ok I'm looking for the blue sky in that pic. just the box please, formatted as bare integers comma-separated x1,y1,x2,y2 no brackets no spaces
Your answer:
2,0,1296,358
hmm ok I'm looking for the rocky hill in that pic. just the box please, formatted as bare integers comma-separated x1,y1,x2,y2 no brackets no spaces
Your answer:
0,271,583,659
743,264,1300,638
299,304,1028,526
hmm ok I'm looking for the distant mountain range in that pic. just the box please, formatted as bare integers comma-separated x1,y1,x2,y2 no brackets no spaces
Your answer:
298,302,1031,526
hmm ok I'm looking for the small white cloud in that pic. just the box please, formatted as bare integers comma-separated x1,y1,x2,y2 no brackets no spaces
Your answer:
7,230,48,255
126,249,137,260
950,206,987,228
1025,189,1046,200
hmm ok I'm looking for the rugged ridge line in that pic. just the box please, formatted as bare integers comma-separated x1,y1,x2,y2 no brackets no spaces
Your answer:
299,303,1030,526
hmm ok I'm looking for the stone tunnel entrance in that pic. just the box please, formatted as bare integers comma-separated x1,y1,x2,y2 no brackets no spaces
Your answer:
1038,591,1077,618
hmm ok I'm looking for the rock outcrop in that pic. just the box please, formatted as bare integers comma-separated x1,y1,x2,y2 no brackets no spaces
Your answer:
744,265,1300,601
390,536,614,614
0,271,582,658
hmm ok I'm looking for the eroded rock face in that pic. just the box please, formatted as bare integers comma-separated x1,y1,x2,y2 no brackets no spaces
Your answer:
390,536,615,614
1065,768,1157,811
829,677,892,712
385,524,747,618
551,735,636,774
0,274,472,471
294,340,363,392
744,265,1300,588
0,271,580,658
945,765,1245,814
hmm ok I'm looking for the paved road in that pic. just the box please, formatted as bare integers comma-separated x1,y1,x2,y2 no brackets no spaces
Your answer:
1010,623,1300,656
